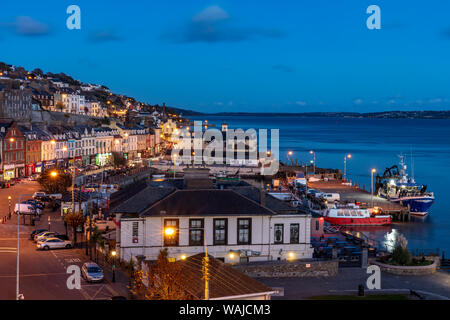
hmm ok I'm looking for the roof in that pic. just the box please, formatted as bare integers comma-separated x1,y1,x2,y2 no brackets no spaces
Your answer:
140,189,275,217
231,186,301,214
178,253,275,300
111,186,175,215
61,192,92,202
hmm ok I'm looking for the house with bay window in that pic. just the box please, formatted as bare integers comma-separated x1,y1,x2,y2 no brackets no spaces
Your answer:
113,169,313,264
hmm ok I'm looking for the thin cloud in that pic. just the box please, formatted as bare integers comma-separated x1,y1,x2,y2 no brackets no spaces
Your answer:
88,30,122,43
0,16,51,36
273,64,295,73
162,6,285,44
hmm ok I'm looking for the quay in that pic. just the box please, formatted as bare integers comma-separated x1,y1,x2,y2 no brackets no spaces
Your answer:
308,179,411,221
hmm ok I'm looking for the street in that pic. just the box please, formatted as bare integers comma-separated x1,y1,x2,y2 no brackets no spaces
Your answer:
0,180,128,300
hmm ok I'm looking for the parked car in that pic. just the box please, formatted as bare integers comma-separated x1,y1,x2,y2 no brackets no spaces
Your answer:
30,229,48,240
322,193,341,202
33,192,50,201
21,200,44,210
48,194,62,200
36,238,72,250
54,234,69,241
81,262,104,283
34,231,58,242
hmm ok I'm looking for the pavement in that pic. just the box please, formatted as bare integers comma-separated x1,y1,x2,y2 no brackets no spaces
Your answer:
0,180,130,300
257,267,450,300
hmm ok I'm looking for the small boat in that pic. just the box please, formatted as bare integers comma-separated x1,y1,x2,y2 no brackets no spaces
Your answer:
324,204,391,226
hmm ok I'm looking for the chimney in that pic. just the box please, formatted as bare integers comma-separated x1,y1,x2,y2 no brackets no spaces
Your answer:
221,123,228,132
260,180,266,207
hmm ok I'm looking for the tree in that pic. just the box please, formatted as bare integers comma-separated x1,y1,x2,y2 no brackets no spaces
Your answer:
55,101,65,112
84,106,89,115
391,232,411,266
130,249,190,300
112,152,126,167
89,225,103,261
64,212,85,246
37,169,72,194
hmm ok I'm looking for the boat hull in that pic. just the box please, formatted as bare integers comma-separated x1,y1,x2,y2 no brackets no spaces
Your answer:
392,196,434,215
325,216,391,226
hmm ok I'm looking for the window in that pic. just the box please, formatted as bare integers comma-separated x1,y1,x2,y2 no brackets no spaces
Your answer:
274,224,284,244
237,218,251,245
189,219,204,246
315,220,320,231
132,222,139,237
213,219,227,245
290,224,300,244
164,219,179,246
132,222,139,243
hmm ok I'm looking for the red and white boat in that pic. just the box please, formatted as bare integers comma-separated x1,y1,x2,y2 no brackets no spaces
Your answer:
323,205,391,226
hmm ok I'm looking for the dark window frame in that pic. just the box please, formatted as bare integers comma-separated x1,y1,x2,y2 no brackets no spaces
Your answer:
213,218,228,245
290,223,300,244
237,218,251,245
274,224,284,244
189,219,204,246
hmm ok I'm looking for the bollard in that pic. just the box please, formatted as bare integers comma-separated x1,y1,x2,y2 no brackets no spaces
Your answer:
358,284,365,296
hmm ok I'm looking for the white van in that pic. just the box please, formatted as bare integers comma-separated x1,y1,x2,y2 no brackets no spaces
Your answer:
322,193,340,202
14,203,42,215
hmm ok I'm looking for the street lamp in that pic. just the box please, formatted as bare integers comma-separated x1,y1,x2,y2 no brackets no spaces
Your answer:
371,168,376,208
111,250,117,283
309,150,315,174
163,226,209,300
344,154,352,181
286,150,293,166
8,196,12,219
16,193,34,300
50,171,58,177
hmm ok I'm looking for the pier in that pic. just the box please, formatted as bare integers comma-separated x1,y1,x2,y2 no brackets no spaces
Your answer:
308,180,411,221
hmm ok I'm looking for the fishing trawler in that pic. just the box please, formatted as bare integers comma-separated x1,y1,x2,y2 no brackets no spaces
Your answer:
375,155,434,216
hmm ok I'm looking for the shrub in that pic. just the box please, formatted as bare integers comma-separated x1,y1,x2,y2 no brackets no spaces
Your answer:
391,245,411,266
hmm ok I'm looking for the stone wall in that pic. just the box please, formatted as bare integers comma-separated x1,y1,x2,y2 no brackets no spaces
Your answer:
233,259,338,278
369,257,439,276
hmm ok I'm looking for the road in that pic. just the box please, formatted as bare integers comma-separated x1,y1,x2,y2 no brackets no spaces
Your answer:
0,180,128,300
258,267,450,300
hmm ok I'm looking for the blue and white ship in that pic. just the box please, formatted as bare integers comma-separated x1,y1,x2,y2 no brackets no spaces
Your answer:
375,155,434,216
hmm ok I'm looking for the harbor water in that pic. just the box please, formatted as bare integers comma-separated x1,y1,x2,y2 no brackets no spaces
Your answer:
196,115,450,253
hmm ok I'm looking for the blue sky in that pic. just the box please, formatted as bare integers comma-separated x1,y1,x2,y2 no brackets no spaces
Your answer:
1,0,450,113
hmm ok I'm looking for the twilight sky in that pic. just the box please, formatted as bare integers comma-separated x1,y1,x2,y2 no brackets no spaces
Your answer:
1,0,450,113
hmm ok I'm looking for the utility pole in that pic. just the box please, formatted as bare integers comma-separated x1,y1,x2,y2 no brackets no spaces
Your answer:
203,234,209,300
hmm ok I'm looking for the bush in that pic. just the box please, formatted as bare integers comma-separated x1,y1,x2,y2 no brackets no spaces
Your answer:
391,245,411,266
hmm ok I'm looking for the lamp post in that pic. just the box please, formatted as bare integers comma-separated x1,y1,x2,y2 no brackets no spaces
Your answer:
309,150,315,174
111,250,117,283
17,193,33,300
8,196,12,219
164,226,209,300
344,154,352,181
371,168,376,208
287,151,293,166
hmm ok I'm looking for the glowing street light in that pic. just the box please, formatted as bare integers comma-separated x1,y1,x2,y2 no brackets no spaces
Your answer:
344,154,352,180
164,227,175,236
111,250,117,283
50,171,58,178
371,168,376,208
309,150,316,174
9,138,15,142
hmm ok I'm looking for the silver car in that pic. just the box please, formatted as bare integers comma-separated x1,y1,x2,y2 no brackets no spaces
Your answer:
81,262,104,283
36,237,72,250
34,231,57,242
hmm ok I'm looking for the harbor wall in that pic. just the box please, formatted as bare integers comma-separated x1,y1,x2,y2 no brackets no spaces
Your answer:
233,259,338,278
